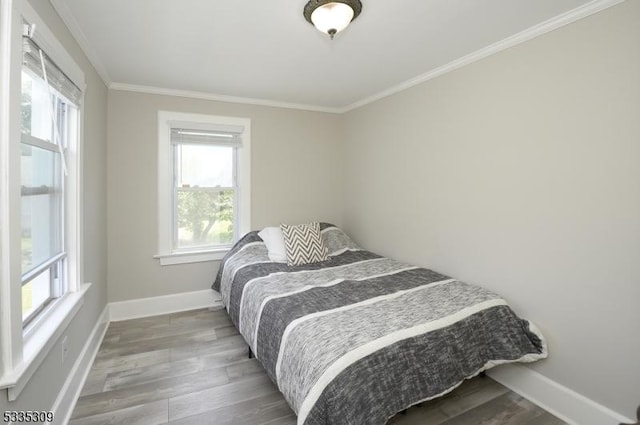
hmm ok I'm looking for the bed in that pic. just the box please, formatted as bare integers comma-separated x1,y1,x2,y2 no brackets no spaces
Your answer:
212,223,547,425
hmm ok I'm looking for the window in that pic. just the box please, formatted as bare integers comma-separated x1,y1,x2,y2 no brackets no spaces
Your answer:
156,112,250,265
20,37,81,324
1,0,87,398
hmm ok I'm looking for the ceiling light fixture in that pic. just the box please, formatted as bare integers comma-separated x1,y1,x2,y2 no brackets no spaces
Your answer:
303,0,362,40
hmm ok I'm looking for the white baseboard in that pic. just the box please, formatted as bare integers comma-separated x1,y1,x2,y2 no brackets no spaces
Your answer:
49,305,109,425
488,364,634,425
108,289,222,322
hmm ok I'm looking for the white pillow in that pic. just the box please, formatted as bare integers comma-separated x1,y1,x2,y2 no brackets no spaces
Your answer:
258,227,287,262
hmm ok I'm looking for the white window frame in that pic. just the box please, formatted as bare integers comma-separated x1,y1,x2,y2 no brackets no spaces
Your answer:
0,0,89,399
156,111,251,266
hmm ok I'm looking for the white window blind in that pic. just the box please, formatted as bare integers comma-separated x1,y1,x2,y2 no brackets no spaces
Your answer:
22,36,82,106
170,128,243,147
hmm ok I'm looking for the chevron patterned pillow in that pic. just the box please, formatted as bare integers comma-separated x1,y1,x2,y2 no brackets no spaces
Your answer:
281,222,329,266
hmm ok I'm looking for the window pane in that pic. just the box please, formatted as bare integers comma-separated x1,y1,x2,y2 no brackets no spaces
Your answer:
176,144,233,188
21,70,54,142
176,190,234,249
21,144,62,274
22,269,52,321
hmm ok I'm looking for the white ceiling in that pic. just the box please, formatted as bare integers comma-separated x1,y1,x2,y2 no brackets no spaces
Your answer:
56,0,598,110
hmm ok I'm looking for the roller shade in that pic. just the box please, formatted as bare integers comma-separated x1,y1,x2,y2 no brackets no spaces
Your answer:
171,128,243,147
23,36,82,105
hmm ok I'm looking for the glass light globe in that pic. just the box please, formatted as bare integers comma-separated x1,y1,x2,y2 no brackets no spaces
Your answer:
311,2,355,38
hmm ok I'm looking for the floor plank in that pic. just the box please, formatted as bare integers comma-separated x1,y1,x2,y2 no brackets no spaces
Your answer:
72,308,566,425
95,328,219,359
168,374,281,421
69,400,168,425
168,392,294,425
79,371,108,397
72,365,229,419
169,334,246,362
438,392,552,425
91,348,171,373
388,377,509,425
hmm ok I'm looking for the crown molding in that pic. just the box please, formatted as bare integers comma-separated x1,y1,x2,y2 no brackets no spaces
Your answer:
340,0,627,112
109,83,344,114
49,0,112,86
53,0,624,114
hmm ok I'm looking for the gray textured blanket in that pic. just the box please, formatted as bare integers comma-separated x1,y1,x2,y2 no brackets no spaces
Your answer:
212,224,547,425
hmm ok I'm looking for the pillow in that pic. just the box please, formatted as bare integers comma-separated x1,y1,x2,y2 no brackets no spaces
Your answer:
258,227,287,262
321,225,359,256
280,222,329,266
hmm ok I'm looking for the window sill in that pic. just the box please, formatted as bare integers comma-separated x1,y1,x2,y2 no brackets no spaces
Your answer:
0,283,91,400
154,249,229,266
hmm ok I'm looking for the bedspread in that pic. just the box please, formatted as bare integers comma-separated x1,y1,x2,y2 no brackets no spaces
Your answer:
212,224,547,425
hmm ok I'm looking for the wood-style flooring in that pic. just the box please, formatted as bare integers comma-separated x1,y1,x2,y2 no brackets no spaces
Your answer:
71,307,566,425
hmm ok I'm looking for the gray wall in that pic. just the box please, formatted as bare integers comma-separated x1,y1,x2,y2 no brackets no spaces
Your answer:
342,0,639,418
107,92,344,302
0,0,108,416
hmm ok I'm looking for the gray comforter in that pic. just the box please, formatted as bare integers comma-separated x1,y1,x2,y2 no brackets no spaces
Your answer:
212,224,547,425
